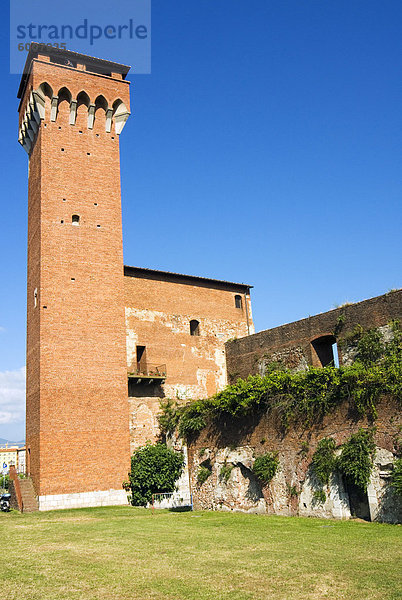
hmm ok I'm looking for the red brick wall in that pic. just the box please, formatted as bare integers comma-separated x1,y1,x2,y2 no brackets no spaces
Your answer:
24,58,131,497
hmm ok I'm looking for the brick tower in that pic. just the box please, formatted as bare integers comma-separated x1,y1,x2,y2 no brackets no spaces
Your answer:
18,47,131,510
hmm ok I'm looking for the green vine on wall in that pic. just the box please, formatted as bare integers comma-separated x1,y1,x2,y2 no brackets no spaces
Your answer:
311,438,337,486
337,429,376,492
158,321,401,440
311,429,376,500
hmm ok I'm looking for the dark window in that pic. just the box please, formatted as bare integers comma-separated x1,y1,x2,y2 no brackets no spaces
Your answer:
72,214,80,225
235,295,242,309
136,345,146,373
190,320,200,336
311,335,338,367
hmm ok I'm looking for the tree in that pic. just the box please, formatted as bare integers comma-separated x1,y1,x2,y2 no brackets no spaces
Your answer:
125,443,184,506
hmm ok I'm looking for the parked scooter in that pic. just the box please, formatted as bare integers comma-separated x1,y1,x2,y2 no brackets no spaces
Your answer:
0,493,11,512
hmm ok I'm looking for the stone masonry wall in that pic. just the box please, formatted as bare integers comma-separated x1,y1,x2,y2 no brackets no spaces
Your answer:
187,397,402,522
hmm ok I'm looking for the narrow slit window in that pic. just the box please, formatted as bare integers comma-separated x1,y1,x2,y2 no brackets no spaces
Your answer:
235,295,242,309
190,320,200,336
72,214,80,225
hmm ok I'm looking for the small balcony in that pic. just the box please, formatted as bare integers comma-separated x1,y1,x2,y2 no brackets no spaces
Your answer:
128,363,167,384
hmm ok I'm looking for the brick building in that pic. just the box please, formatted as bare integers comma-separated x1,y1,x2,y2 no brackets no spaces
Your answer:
19,46,253,510
124,266,253,450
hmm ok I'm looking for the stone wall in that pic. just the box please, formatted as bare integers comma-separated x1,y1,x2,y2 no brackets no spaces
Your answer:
186,397,402,522
226,289,402,381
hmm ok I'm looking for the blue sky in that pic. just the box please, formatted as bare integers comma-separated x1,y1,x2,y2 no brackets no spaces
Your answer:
0,1,401,440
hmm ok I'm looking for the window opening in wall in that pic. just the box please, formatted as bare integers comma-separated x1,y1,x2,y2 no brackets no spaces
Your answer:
136,346,147,374
311,335,338,367
235,295,242,309
190,319,200,336
34,288,38,308
72,214,80,225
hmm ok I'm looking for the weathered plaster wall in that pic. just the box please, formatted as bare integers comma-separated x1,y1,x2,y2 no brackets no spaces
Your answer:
124,269,253,451
187,397,402,522
226,289,402,381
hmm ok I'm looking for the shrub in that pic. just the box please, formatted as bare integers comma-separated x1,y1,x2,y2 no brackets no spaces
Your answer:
197,465,212,486
312,438,336,486
312,489,327,505
337,429,376,491
219,463,233,483
126,443,184,507
253,452,279,485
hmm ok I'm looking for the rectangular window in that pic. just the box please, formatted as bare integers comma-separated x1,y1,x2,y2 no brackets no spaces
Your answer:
136,345,147,373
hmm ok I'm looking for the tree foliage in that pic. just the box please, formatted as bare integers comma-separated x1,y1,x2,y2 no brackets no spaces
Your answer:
126,443,184,507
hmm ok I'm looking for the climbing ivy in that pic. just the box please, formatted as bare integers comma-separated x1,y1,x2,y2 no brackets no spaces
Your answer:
311,438,336,486
158,321,401,440
337,429,376,492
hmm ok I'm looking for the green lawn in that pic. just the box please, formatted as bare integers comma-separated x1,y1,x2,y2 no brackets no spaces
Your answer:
1,506,401,600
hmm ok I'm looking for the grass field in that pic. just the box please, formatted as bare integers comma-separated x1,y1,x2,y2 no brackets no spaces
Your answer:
1,506,401,600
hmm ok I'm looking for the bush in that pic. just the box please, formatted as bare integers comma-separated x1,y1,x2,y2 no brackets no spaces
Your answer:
337,429,376,491
219,463,233,483
253,452,279,485
197,465,212,486
126,443,184,507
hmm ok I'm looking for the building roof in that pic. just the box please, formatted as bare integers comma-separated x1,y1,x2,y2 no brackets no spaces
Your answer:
17,45,131,99
124,265,253,292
